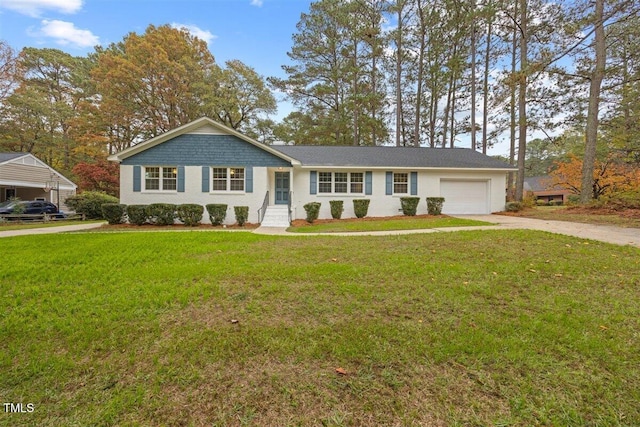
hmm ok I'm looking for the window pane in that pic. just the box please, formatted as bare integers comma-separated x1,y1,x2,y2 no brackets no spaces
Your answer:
394,173,408,194
319,172,332,193
335,172,347,193
212,168,227,191
230,168,244,191
163,167,177,190
145,167,160,190
350,173,363,193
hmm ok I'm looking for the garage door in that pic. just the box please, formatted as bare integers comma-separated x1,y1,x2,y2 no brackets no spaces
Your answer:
440,180,489,214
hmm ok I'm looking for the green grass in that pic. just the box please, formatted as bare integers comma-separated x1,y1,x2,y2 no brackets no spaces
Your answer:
289,215,493,233
1,231,639,426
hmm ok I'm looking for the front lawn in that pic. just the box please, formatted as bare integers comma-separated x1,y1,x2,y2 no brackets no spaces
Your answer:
289,214,493,233
1,231,638,426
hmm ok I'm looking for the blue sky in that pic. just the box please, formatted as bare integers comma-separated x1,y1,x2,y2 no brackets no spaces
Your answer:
0,0,311,118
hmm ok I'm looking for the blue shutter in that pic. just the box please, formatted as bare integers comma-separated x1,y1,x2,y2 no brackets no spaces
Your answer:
410,171,418,195
310,171,317,195
365,171,372,195
133,166,141,192
385,171,393,195
177,166,185,192
245,166,253,193
201,166,210,192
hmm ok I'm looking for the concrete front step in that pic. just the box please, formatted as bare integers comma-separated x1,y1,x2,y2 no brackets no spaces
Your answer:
260,206,290,227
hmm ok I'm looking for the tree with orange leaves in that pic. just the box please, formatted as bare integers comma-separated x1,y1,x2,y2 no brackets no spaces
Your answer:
550,154,640,200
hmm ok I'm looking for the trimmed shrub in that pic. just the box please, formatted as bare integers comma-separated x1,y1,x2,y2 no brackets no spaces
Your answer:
206,204,228,225
595,189,640,210
101,203,126,225
147,203,177,226
177,204,203,226
535,199,549,206
234,206,249,226
426,197,445,215
329,200,344,219
65,191,119,219
304,202,321,223
505,201,524,212
400,197,420,216
353,199,370,218
567,194,581,205
127,205,148,225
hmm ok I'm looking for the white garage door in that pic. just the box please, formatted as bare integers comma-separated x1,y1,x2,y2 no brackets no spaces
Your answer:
440,180,490,214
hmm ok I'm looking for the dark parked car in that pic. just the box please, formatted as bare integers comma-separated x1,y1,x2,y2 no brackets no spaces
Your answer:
0,201,65,219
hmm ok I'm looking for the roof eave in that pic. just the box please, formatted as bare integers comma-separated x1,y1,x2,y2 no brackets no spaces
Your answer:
294,165,517,171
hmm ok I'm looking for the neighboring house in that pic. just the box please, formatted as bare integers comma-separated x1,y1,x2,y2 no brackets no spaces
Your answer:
108,117,515,226
0,152,77,211
524,176,571,204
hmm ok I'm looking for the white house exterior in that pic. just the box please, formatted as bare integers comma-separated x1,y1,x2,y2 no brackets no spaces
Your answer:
108,117,515,225
0,152,77,210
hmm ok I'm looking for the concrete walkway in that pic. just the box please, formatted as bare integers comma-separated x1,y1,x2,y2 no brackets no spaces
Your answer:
254,215,640,248
2,216,639,248
0,221,105,238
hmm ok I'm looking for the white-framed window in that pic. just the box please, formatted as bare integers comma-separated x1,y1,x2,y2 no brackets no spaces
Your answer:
318,172,365,194
393,172,408,194
212,167,245,192
350,172,364,193
318,172,333,193
145,166,177,191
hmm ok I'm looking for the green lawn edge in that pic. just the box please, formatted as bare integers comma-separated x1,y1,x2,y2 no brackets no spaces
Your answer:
287,216,494,233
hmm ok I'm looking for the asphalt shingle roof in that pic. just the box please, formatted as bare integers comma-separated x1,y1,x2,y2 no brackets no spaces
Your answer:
272,146,514,169
0,152,26,163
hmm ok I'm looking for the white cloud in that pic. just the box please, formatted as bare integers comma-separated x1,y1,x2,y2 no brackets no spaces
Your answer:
39,20,99,47
171,23,217,45
0,0,82,17
250,0,264,6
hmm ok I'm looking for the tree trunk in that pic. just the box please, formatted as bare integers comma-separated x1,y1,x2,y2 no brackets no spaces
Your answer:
414,0,426,147
482,17,492,154
515,0,527,202
507,0,518,201
580,0,606,203
395,4,404,146
470,11,477,151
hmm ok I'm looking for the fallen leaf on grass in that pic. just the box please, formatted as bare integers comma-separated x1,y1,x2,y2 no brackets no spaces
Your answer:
599,325,608,331
335,367,347,375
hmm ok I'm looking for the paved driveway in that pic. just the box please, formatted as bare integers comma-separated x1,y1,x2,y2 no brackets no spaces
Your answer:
453,215,640,248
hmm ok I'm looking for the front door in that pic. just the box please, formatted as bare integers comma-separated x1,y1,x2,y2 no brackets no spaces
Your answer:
275,172,290,205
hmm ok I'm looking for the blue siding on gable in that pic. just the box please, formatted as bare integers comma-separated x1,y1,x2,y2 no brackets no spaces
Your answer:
121,134,292,167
